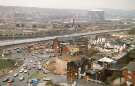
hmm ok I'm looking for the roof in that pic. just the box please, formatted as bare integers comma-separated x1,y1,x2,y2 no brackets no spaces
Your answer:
126,62,135,71
98,57,115,63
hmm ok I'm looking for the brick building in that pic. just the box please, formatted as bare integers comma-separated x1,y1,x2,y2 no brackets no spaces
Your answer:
67,58,91,84
52,38,62,55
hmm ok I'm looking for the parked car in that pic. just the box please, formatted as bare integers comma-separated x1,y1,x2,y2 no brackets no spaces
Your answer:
24,70,28,73
19,68,24,73
7,78,14,83
42,77,51,81
2,77,9,82
19,76,24,81
13,73,19,77
27,67,31,70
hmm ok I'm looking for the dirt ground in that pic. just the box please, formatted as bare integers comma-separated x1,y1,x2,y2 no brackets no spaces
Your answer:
46,55,82,75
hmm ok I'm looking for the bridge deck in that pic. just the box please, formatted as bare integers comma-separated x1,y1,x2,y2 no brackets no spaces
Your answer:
0,29,130,47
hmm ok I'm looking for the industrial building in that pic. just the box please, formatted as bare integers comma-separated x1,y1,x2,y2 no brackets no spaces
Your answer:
88,10,105,22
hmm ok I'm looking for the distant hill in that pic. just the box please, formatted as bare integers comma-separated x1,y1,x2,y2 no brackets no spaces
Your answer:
102,8,135,19
0,5,134,23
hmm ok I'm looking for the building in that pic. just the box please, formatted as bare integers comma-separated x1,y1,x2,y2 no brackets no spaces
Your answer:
88,10,105,22
75,37,88,55
62,45,80,55
67,57,91,84
67,61,80,84
52,38,61,54
122,62,135,86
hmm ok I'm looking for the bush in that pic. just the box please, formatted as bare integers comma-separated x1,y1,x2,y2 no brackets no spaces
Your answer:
128,28,135,35
0,59,15,70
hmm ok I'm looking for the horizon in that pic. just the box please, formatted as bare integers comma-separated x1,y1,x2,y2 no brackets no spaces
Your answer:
0,0,134,10
0,5,134,11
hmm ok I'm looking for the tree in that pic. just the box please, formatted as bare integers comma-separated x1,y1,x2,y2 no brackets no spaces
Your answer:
128,28,135,35
86,48,99,57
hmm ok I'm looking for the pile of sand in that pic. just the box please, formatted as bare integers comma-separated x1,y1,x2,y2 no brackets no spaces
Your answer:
47,57,67,75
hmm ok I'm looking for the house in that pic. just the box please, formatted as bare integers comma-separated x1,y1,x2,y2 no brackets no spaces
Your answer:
98,57,116,69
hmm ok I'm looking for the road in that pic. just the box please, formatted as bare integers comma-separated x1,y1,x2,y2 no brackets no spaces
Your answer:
0,48,61,86
0,55,30,86
0,29,130,47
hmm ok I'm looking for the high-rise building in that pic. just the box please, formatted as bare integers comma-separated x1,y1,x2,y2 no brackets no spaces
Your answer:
88,10,105,22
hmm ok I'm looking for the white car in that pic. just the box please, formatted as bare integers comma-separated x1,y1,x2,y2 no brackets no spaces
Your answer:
37,62,41,65
42,77,46,81
19,70,23,73
23,64,27,67
19,76,24,81
13,73,19,77
42,77,51,81
30,60,33,63
19,68,24,73
24,70,28,73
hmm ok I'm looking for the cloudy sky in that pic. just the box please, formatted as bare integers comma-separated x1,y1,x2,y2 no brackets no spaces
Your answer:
0,0,134,10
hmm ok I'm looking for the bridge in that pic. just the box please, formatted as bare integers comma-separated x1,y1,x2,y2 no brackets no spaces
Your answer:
0,29,130,47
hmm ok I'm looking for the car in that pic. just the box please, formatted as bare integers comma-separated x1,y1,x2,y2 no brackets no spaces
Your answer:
42,77,51,81
2,77,9,82
23,66,27,69
43,69,50,74
7,78,14,83
27,67,31,70
37,62,41,65
19,76,24,81
30,79,39,84
8,70,13,73
24,70,28,73
37,65,42,70
30,60,33,63
19,70,23,73
13,73,19,77
32,65,36,68
21,68,24,71
23,64,27,69
19,68,24,73
42,77,46,81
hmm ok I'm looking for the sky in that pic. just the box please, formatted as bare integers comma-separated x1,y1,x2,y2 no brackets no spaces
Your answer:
0,0,134,10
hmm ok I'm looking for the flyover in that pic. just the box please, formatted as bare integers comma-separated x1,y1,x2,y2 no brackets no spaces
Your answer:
0,29,130,47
